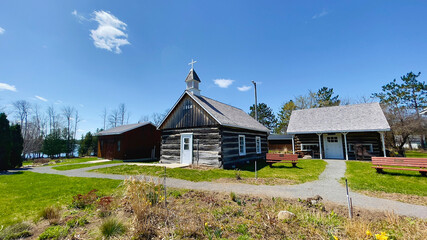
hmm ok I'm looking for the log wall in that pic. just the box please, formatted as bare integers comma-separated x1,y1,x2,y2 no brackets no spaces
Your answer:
220,127,268,168
160,127,222,167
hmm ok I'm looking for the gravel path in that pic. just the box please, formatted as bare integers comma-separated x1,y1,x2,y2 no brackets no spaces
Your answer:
26,160,427,219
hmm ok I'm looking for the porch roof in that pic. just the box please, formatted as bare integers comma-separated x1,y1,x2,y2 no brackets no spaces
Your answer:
286,103,390,134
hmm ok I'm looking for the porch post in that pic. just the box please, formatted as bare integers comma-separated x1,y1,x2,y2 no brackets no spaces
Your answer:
292,135,295,154
317,133,323,159
343,132,349,160
381,132,386,157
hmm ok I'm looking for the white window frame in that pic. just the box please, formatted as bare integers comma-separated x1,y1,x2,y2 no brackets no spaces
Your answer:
301,143,318,151
238,135,246,156
256,136,261,154
348,144,373,153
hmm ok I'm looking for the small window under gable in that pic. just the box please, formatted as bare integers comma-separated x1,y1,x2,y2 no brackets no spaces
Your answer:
256,136,261,154
239,135,246,156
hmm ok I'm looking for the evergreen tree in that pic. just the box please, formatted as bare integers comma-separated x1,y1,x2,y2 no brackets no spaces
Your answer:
79,132,94,156
249,103,277,130
315,87,340,107
10,124,24,168
0,113,11,170
42,129,66,158
275,100,297,134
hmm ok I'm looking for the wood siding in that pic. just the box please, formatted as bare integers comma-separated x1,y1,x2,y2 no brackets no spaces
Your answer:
98,125,161,160
161,95,217,130
294,132,383,160
345,132,382,160
220,127,268,168
160,127,222,167
294,134,322,158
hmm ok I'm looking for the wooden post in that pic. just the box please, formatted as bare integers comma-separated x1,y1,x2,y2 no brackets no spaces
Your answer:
345,179,352,219
292,135,295,154
317,133,323,159
255,160,257,180
380,132,386,157
343,132,349,160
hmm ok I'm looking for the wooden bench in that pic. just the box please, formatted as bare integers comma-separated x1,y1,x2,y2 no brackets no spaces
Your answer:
371,157,427,176
266,153,299,167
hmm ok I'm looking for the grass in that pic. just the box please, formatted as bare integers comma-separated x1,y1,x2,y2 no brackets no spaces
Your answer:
51,160,123,171
405,150,427,158
0,171,122,226
100,217,126,238
91,159,327,184
22,157,99,166
344,161,427,196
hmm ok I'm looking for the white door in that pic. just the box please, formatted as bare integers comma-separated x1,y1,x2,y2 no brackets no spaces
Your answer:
323,134,344,159
180,133,193,164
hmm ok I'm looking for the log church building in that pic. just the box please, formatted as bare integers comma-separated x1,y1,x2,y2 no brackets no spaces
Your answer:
157,66,269,168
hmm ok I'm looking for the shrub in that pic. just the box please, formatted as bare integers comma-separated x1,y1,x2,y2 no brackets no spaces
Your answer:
97,196,114,217
99,218,126,238
234,169,242,180
39,206,61,224
71,189,98,209
124,177,166,238
0,222,32,240
38,225,68,240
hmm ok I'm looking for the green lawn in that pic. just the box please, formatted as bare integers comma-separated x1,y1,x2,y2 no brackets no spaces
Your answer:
405,150,427,158
91,159,327,184
51,160,123,171
0,171,122,226
22,157,99,166
344,161,427,196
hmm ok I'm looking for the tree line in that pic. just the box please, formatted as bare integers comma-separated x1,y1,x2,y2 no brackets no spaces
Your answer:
250,72,426,154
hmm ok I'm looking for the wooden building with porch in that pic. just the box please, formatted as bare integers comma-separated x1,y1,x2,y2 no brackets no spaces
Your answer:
286,103,390,160
97,122,161,160
158,67,270,168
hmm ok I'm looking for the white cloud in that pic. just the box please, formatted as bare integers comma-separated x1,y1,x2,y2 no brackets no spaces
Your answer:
54,100,63,105
312,9,329,19
35,95,48,102
237,85,252,92
90,10,130,54
0,27,4,34
213,79,234,88
72,9,88,22
0,83,16,91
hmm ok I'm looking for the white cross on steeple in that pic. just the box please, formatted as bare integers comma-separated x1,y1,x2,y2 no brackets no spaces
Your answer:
188,59,197,69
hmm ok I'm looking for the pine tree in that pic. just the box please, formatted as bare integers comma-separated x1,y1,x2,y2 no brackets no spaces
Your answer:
249,103,277,130
276,100,297,134
0,113,11,170
10,124,24,168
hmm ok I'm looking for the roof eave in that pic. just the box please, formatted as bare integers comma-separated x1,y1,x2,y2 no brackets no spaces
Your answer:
287,128,391,135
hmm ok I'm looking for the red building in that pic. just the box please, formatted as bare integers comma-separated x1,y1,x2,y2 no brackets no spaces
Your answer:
97,122,161,160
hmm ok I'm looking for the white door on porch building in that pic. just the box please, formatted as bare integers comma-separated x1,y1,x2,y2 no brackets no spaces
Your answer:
323,134,344,159
180,133,193,164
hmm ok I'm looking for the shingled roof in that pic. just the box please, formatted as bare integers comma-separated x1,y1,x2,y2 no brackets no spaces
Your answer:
286,103,390,134
159,91,270,133
97,122,154,136
185,69,201,82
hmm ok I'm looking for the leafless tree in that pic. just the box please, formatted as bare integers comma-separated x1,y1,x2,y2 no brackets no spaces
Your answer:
101,107,107,130
139,115,150,123
73,110,81,141
118,103,127,125
62,106,75,157
151,109,169,126
108,109,120,128
294,90,317,109
13,100,31,138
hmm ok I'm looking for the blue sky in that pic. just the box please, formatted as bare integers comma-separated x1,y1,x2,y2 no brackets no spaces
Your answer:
1,1,426,135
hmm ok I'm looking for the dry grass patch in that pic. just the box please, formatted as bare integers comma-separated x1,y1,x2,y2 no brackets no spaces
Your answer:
5,178,426,239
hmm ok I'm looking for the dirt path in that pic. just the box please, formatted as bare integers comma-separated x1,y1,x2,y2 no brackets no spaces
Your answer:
25,160,427,219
